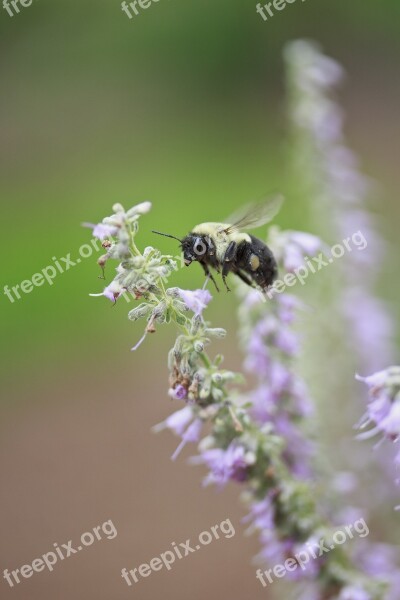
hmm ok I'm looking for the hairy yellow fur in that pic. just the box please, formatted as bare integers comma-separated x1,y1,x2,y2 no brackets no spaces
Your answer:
192,223,251,262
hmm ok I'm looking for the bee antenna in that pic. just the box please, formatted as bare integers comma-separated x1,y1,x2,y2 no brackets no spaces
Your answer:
151,230,182,243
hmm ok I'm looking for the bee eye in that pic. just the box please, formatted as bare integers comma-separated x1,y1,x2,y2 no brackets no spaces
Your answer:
194,238,207,256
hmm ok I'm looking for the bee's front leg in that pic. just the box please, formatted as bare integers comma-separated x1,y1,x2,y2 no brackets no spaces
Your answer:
222,241,237,292
200,262,220,293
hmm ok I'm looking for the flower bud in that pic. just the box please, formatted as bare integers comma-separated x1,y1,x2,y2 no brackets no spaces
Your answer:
152,302,166,318
126,202,152,218
143,246,155,258
199,386,211,400
175,312,187,326
206,328,227,339
212,388,224,402
128,303,152,321
166,287,180,297
97,254,108,267
146,319,157,333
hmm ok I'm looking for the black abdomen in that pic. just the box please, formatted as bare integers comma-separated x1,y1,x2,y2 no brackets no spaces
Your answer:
236,236,278,289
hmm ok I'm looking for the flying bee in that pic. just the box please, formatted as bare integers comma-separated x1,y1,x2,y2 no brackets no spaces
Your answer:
152,196,283,293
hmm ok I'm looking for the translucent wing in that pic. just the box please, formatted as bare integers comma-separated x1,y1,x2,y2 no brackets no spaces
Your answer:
223,195,284,234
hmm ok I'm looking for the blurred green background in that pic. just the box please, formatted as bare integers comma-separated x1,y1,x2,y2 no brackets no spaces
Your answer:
1,1,399,599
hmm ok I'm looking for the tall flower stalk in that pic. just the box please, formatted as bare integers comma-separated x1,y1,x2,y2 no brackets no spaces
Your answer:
87,201,391,600
283,42,400,594
285,40,394,373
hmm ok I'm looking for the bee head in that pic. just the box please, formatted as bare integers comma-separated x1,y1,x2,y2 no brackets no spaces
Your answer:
181,234,208,266
151,230,209,266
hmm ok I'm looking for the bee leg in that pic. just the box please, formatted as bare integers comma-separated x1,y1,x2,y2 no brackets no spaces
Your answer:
222,241,237,293
208,272,221,293
234,269,254,288
201,262,220,293
222,276,231,292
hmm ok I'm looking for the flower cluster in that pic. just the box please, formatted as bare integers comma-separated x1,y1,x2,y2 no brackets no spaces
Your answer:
87,201,392,600
285,40,394,373
86,201,188,349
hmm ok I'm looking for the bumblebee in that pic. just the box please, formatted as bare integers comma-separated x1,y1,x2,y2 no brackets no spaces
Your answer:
152,197,282,293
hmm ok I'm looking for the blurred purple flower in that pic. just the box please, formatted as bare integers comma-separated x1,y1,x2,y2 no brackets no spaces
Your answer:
290,232,323,256
275,415,313,477
357,368,400,442
355,542,400,600
154,407,203,462
171,418,203,461
344,292,393,372
284,243,305,272
275,327,299,355
271,229,323,272
291,378,314,417
277,293,304,324
249,385,278,424
154,406,194,437
269,361,292,393
339,586,371,600
193,441,253,487
244,327,271,372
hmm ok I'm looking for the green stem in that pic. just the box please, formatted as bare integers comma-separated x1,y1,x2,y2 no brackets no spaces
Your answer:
128,224,141,256
199,351,212,369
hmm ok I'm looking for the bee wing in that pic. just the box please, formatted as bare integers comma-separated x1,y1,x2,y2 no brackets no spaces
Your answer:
223,195,284,234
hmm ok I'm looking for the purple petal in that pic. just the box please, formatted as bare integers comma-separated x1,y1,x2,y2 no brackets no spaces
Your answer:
290,232,322,256
178,289,212,316
356,369,389,390
160,406,194,436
